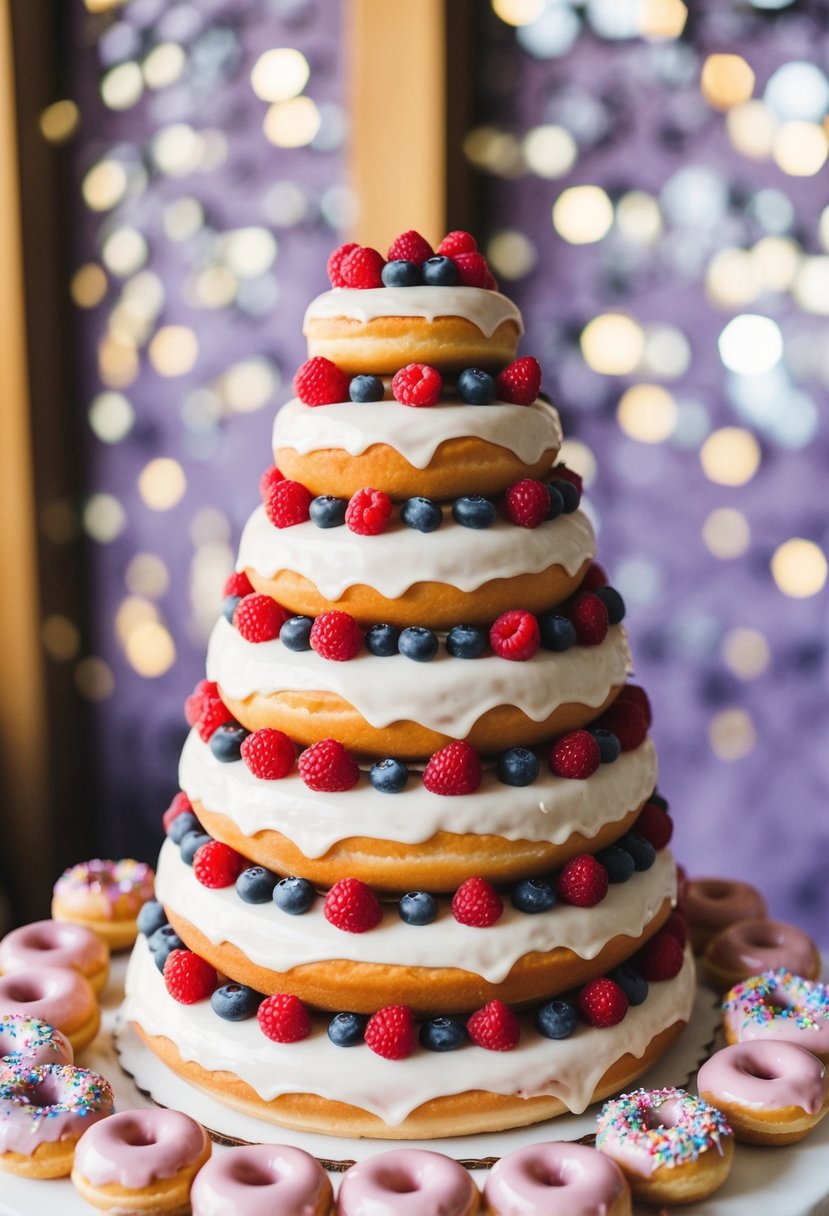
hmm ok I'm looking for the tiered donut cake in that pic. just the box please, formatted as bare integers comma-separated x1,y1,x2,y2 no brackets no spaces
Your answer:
124,231,695,1139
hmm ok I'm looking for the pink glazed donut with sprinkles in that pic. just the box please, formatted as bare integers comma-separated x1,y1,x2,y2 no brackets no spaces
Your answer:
723,969,829,1062
0,1062,113,1179
0,965,99,1054
0,919,110,996
703,919,821,992
595,1088,733,1205
337,1149,480,1216
685,877,766,952
484,1141,630,1216
52,858,155,951
0,1014,73,1078
191,1143,333,1216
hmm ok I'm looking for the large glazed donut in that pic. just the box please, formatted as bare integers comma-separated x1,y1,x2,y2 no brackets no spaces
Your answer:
0,966,100,1054
702,918,820,991
484,1142,630,1216
0,920,109,996
338,1149,479,1216
0,1063,113,1179
190,1144,333,1215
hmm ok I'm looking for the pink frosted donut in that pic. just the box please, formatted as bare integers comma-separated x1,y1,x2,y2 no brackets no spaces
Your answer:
685,877,766,951
0,1063,113,1178
723,969,829,1061
52,859,155,951
191,1144,333,1216
703,918,820,991
0,965,99,1054
484,1142,630,1216
0,1014,73,1076
0,920,110,995
698,1041,828,1145
338,1149,480,1216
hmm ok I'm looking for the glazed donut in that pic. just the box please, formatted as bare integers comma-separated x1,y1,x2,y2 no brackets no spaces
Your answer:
71,1107,211,1214
0,1063,113,1178
685,877,767,952
190,1144,333,1215
337,1149,479,1216
722,969,829,1061
0,965,100,1054
697,1041,829,1146
595,1087,733,1205
52,858,155,951
0,919,110,995
484,1142,630,1216
703,918,821,991
0,1014,73,1076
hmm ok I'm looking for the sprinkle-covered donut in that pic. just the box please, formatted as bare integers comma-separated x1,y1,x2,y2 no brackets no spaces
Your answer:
484,1141,630,1216
685,877,766,952
190,1143,333,1215
722,969,829,1061
337,1149,480,1216
0,965,100,1054
596,1087,733,1205
0,1063,113,1178
52,858,155,951
0,919,110,995
0,1015,73,1077
703,918,820,991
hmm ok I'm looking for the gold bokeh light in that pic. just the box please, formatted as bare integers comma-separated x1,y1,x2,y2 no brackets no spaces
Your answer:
770,539,828,598
700,428,761,487
148,326,199,377
617,384,678,443
71,264,108,309
138,458,187,511
709,708,757,761
772,120,828,176
722,628,771,680
702,508,751,559
250,48,310,102
700,54,755,111
263,97,321,148
552,186,613,245
581,313,645,376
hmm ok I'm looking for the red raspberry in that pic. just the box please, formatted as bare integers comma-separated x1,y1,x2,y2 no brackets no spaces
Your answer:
345,487,393,535
163,949,217,1005
365,1005,415,1060
551,463,583,494
467,1000,521,1051
635,801,673,851
594,701,648,753
310,610,363,661
505,479,550,528
341,246,385,289
423,740,482,796
257,993,311,1043
556,854,609,907
265,479,312,528
324,877,383,933
615,684,653,728
567,593,609,646
234,593,288,643
489,609,540,661
452,251,496,289
635,929,685,981
451,877,503,927
185,680,233,742
293,356,350,406
578,977,628,1028
184,678,213,727
386,230,434,263
549,730,601,780
581,562,607,592
391,363,443,407
664,910,688,949
327,242,358,287
259,465,284,502
298,739,360,792
223,571,254,599
496,356,542,405
240,728,295,779
193,840,247,889
162,790,192,833
436,230,477,257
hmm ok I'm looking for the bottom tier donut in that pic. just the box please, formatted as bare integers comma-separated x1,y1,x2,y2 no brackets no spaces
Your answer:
123,939,695,1139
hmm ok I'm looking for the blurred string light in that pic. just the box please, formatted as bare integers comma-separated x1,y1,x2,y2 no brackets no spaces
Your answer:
709,709,756,761
700,54,755,111
88,391,134,443
700,428,761,486
263,97,321,147
250,48,310,101
771,539,828,598
137,458,187,510
42,615,81,662
125,552,169,598
523,125,577,177
581,313,644,375
717,314,782,375
39,100,80,143
552,186,613,244
75,657,115,702
702,508,751,560
617,384,678,443
722,628,771,680
71,264,108,309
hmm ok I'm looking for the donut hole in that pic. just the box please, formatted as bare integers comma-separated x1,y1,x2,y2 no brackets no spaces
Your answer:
375,1167,420,1194
4,978,44,1002
23,1076,62,1109
526,1160,568,1187
701,881,735,901
744,926,783,949
644,1099,681,1131
741,1062,779,1082
231,1160,281,1187
119,1119,158,1148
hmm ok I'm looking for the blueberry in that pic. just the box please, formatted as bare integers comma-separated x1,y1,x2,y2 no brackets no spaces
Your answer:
538,613,577,652
589,728,621,764
211,983,260,1021
365,623,400,657
512,878,556,914
167,810,200,844
649,792,669,812
535,998,578,1040
595,586,626,625
180,831,212,866
209,723,249,763
223,594,241,623
369,757,409,793
398,627,439,662
273,876,316,915
551,478,581,513
328,1012,367,1047
457,367,496,405
236,866,278,904
497,747,539,787
595,845,635,884
148,923,181,954
349,374,384,402
546,484,565,520
617,832,656,871
150,927,184,972
452,496,496,529
421,256,458,286
420,1016,466,1052
608,965,649,1007
401,497,442,533
280,615,313,651
309,496,347,528
382,259,422,287
137,899,167,939
399,891,437,925
446,624,487,659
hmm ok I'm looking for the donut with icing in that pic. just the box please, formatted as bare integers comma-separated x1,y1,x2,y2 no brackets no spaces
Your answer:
71,1108,211,1214
483,1141,630,1216
685,877,766,953
191,1144,333,1215
0,919,110,996
0,965,99,1054
722,969,829,1061
338,1149,479,1216
697,1041,829,1145
52,858,155,951
0,1014,73,1077
0,1063,113,1178
702,918,821,991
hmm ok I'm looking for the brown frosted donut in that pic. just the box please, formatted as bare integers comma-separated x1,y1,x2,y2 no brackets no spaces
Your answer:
686,877,767,953
304,314,521,375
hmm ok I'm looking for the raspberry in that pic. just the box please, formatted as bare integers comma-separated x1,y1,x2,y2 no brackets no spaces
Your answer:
223,571,254,599
567,593,609,646
452,251,496,289
265,479,312,529
615,684,653,728
451,877,503,927
549,730,601,780
324,877,383,933
577,977,628,1027
309,610,363,661
635,929,685,981
345,487,393,535
184,679,213,726
257,993,311,1043
298,738,360,792
234,593,288,643
293,356,350,407
193,840,247,889
185,680,233,742
581,562,607,592
551,463,583,495
386,230,434,263
556,854,609,906
496,356,542,406
505,479,550,529
162,790,192,833
423,740,482,796
594,701,648,753
259,465,284,502
240,728,295,779
436,230,477,257
341,246,385,289
467,1000,520,1051
635,801,673,851
327,242,359,287
489,609,540,661
391,363,443,407
163,949,217,1005
664,910,688,949
364,1005,415,1060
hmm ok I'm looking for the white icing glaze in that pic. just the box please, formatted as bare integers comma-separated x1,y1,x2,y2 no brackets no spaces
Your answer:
156,839,675,982
303,286,524,338
179,729,658,857
237,504,595,601
124,941,695,1123
206,616,631,736
272,396,562,470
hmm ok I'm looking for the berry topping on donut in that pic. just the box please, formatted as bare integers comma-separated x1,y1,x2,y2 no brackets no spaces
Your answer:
490,609,541,661
437,229,477,257
422,740,482,795
193,841,247,889
345,487,393,534
233,593,287,643
365,1004,416,1059
210,722,249,763
382,259,423,287
581,560,607,591
567,592,610,646
222,570,254,599
273,876,316,915
258,464,284,502
578,977,629,1027
163,949,217,1005
324,878,383,934
505,478,550,528
553,461,584,494
616,682,653,727
451,877,504,927
636,929,685,981
162,790,192,833
293,356,349,406
595,699,649,752
185,680,233,742
635,801,673,850
596,585,626,625
453,250,497,289
310,610,363,660
664,910,688,948
387,229,434,263
327,241,358,286
349,373,384,402
265,479,312,528
422,255,459,286
341,245,385,288
496,355,542,405
549,730,602,779
391,363,443,407
557,854,610,907
457,367,496,404
467,1000,521,1051
257,993,311,1043
298,739,360,792
240,727,295,779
